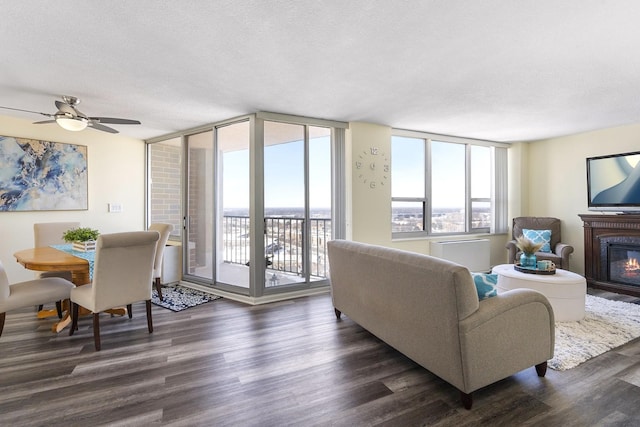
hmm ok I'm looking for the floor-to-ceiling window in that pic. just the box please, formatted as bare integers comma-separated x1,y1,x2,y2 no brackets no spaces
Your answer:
262,121,333,288
146,113,345,299
216,119,251,289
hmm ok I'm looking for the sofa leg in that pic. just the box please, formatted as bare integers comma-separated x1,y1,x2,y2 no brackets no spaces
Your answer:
460,391,473,410
334,308,342,319
535,361,548,377
0,312,5,337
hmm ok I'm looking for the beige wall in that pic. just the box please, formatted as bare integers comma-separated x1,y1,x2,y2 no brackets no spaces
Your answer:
348,122,392,245
0,116,146,282
522,122,640,276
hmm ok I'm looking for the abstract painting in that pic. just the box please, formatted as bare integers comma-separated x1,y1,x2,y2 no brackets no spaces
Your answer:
0,136,88,211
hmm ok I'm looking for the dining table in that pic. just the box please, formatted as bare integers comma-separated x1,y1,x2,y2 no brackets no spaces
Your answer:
13,245,125,333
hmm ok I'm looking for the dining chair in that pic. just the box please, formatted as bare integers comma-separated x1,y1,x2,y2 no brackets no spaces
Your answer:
69,231,159,351
148,223,173,301
0,260,75,338
34,221,80,317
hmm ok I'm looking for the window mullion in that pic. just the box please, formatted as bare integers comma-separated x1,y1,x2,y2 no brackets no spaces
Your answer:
425,138,431,234
465,144,471,233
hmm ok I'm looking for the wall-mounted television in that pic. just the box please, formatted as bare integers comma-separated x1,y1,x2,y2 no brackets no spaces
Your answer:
587,150,640,213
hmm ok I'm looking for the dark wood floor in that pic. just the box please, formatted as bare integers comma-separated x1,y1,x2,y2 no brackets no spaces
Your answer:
2,288,640,426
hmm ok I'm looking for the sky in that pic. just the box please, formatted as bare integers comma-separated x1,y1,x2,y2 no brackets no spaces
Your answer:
222,136,331,211
220,134,492,211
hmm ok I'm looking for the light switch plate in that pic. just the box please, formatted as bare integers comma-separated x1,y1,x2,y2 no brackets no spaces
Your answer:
108,203,123,213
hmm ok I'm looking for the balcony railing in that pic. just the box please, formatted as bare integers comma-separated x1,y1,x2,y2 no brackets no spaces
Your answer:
222,216,331,278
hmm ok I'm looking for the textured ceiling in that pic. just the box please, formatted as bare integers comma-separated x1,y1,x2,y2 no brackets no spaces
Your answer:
2,1,640,142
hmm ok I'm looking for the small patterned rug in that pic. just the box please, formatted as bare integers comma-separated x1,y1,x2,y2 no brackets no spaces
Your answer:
151,285,221,312
549,295,640,370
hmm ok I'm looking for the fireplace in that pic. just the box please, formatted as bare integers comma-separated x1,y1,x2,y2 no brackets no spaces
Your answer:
580,214,640,297
602,239,640,287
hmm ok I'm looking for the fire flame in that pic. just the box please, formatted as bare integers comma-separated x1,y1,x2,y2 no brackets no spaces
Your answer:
626,257,640,271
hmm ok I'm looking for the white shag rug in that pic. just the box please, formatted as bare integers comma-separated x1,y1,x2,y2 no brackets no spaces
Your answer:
549,294,640,370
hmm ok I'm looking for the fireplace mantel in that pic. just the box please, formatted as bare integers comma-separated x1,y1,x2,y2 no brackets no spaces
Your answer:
579,213,640,296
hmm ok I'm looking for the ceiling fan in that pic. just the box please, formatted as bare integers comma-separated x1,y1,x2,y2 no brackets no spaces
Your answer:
0,95,141,134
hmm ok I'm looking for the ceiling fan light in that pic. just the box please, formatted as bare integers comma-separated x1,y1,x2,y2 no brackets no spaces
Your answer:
55,116,88,131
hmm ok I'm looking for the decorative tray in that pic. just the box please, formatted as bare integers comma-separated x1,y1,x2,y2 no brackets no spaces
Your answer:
514,262,556,275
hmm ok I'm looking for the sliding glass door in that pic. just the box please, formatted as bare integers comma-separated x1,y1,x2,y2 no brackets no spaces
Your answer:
185,130,214,281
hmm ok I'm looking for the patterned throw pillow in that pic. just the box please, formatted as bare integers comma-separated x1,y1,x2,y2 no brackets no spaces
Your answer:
522,229,552,253
471,273,498,301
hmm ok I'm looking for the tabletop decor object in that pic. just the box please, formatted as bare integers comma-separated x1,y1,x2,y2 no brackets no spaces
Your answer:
514,262,557,275
62,227,100,252
515,235,544,268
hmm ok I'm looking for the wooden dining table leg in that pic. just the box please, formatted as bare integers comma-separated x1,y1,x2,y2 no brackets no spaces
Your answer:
51,269,90,333
37,307,61,319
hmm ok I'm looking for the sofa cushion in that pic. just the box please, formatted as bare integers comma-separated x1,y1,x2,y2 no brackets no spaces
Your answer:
523,229,552,253
471,273,498,301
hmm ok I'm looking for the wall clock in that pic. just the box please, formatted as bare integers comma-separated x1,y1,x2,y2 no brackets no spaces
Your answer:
355,147,389,189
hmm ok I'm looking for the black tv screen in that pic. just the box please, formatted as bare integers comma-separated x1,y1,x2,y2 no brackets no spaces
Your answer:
587,150,640,212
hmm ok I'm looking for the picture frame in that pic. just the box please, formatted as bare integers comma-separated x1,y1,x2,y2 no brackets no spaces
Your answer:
0,135,88,211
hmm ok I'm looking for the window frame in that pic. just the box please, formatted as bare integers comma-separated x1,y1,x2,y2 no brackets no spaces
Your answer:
391,129,508,239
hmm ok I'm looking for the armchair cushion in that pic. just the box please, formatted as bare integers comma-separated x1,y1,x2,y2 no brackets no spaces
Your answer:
522,229,552,253
471,273,498,300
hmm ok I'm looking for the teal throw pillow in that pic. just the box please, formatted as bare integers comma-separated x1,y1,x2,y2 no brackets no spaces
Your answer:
522,228,552,253
471,273,498,301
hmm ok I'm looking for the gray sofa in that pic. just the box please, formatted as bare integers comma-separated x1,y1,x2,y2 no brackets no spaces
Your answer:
327,240,555,409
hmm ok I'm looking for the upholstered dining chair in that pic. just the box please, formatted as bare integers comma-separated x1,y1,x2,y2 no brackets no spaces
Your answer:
34,221,80,317
0,260,74,338
505,216,574,270
69,231,159,351
148,223,173,301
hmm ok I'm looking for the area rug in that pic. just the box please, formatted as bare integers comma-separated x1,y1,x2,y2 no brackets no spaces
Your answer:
549,295,640,370
151,285,221,312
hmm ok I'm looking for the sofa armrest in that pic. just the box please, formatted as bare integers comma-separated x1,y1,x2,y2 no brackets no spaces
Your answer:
457,289,555,393
461,289,554,329
505,240,518,263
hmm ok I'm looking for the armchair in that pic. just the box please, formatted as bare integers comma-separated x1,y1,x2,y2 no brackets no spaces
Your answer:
506,217,574,270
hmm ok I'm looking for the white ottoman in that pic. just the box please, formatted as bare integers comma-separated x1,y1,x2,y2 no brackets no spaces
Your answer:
491,264,586,322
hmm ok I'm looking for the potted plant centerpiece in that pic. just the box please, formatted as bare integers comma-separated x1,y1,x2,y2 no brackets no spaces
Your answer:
515,235,543,268
63,227,100,252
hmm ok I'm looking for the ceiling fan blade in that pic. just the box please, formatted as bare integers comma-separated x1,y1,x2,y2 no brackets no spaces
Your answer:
0,105,53,118
33,120,56,124
89,122,119,133
90,117,141,125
